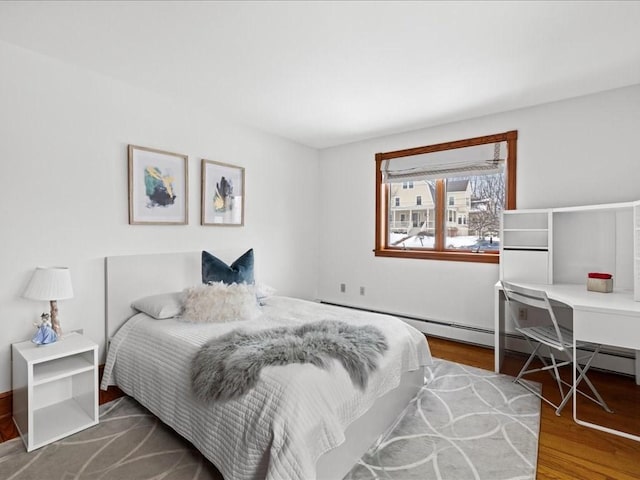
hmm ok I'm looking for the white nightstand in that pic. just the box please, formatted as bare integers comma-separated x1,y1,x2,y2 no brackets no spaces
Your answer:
12,332,99,451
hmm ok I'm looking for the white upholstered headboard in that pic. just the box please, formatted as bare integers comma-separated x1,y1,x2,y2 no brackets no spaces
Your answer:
105,251,201,340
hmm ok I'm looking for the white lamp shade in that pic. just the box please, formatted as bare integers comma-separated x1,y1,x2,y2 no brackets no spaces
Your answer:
23,267,74,301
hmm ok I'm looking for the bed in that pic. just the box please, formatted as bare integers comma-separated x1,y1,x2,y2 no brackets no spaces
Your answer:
100,251,432,480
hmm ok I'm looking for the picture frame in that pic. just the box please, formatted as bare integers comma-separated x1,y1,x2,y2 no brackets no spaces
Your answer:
201,159,245,226
128,145,189,225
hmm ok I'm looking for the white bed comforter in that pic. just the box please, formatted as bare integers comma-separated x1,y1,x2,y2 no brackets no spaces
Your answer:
101,296,432,480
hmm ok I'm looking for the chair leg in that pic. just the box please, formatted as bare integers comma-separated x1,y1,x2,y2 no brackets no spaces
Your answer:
516,378,564,412
548,350,566,401
514,344,542,383
545,350,573,416
514,344,571,414
574,347,613,413
554,347,613,415
555,381,573,415
511,341,610,417
532,341,550,370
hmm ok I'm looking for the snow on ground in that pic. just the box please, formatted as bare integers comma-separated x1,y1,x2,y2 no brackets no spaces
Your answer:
389,234,499,249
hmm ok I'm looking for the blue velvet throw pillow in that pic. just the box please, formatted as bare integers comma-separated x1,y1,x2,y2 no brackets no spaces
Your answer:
202,249,255,285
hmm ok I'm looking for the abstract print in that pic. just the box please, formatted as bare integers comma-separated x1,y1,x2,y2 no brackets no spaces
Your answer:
144,166,176,208
213,176,234,213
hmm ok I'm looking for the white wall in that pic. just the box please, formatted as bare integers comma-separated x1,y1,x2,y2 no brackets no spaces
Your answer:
317,84,640,341
2,38,639,395
0,41,320,393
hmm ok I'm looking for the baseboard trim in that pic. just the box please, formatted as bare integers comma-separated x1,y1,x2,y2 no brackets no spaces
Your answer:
319,300,636,378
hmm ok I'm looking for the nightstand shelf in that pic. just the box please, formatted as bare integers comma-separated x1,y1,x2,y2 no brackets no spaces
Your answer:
32,395,95,447
12,332,98,451
33,352,94,385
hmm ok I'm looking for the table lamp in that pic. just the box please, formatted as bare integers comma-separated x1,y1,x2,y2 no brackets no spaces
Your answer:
23,267,74,337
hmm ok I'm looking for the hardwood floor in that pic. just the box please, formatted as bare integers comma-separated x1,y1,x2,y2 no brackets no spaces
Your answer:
0,391,17,443
427,335,640,480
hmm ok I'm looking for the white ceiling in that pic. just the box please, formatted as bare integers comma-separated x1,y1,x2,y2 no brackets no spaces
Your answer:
2,1,640,149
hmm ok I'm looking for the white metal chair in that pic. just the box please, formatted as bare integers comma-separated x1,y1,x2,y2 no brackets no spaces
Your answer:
501,280,612,416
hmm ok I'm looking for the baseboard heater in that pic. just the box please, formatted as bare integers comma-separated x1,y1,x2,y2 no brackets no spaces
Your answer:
320,300,488,332
319,300,636,377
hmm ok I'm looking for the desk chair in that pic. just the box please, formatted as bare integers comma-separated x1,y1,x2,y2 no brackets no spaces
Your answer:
501,281,612,416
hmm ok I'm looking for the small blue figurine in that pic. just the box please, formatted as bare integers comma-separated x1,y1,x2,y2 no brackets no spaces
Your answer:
32,313,58,345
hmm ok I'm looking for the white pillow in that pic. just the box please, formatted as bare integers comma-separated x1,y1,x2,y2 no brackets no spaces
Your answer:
181,282,262,323
255,282,277,305
131,292,183,319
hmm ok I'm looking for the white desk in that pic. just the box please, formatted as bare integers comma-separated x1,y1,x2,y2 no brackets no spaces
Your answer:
494,281,640,441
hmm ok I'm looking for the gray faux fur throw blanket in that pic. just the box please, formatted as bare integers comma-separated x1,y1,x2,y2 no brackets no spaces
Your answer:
191,320,388,402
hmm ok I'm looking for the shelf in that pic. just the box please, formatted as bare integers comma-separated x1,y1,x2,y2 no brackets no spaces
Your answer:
17,333,93,364
553,201,634,213
503,211,549,230
33,354,94,386
503,246,549,251
503,228,548,232
502,229,549,248
32,395,97,449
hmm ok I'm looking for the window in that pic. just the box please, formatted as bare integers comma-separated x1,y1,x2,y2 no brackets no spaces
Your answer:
394,197,400,207
375,131,517,263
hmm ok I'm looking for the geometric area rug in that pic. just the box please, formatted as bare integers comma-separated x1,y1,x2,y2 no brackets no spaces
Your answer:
344,359,541,479
0,359,540,480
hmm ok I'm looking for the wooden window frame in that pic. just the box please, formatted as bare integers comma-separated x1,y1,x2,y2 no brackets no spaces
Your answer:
374,130,517,264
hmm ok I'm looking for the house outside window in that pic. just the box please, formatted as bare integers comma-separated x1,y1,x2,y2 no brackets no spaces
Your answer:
375,131,517,263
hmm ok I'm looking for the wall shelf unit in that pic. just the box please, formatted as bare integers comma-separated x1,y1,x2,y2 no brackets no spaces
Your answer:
501,201,640,293
501,209,552,284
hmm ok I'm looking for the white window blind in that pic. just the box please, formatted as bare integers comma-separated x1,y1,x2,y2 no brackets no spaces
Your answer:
381,141,506,182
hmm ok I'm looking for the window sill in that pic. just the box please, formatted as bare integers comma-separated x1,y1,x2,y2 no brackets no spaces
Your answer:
374,248,499,264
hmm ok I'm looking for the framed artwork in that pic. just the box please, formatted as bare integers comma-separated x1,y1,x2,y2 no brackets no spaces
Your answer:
128,145,189,225
201,159,245,226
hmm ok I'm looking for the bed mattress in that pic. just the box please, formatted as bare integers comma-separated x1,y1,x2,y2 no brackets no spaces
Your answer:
101,296,432,480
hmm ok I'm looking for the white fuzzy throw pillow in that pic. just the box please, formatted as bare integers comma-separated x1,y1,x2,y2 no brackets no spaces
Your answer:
181,282,262,323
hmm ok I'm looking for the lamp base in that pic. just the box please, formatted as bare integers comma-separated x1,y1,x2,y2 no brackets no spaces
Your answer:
50,300,62,337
